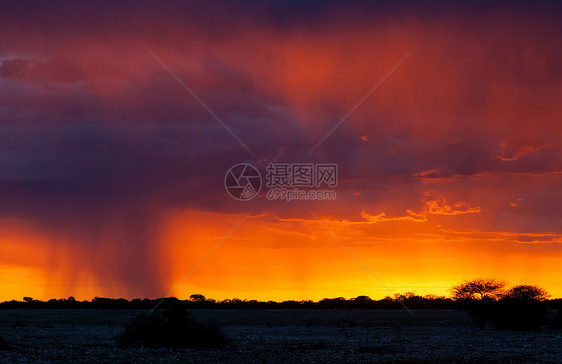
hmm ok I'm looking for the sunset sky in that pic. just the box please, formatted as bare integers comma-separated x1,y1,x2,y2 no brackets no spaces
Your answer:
0,0,561,302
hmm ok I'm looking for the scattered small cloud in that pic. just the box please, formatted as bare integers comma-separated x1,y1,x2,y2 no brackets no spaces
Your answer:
494,142,552,162
361,209,427,223
362,193,481,224
423,191,481,215
425,198,481,215
413,169,439,177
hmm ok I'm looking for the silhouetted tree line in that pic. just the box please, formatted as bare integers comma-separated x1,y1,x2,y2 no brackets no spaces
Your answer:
2,280,561,315
0,295,440,309
0,294,460,310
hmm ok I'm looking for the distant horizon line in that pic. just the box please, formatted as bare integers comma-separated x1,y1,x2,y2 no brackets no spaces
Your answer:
3,293,561,303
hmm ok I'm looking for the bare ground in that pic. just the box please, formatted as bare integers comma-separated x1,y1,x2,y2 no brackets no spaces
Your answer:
0,309,561,363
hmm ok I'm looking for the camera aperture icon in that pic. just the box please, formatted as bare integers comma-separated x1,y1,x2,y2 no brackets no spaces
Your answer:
224,163,262,201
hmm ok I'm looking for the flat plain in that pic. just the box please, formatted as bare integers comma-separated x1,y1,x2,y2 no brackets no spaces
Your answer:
0,309,561,363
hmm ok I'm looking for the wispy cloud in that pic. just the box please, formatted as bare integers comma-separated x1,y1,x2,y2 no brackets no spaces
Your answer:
494,142,552,162
362,210,427,223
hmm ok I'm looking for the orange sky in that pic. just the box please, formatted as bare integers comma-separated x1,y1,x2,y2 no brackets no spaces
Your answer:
0,1,561,302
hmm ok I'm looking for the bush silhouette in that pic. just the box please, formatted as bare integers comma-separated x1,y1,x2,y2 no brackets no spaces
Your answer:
116,307,228,348
466,300,547,330
551,310,562,329
456,282,550,330
189,294,206,302
503,285,550,301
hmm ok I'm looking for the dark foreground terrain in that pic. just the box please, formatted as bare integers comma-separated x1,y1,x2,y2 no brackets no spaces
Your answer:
0,309,561,363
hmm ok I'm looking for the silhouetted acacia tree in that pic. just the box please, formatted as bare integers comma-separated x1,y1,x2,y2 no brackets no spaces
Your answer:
451,278,506,301
502,285,550,302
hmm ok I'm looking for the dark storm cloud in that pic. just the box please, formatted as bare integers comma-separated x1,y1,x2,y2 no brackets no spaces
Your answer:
1,0,560,59
0,57,89,83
